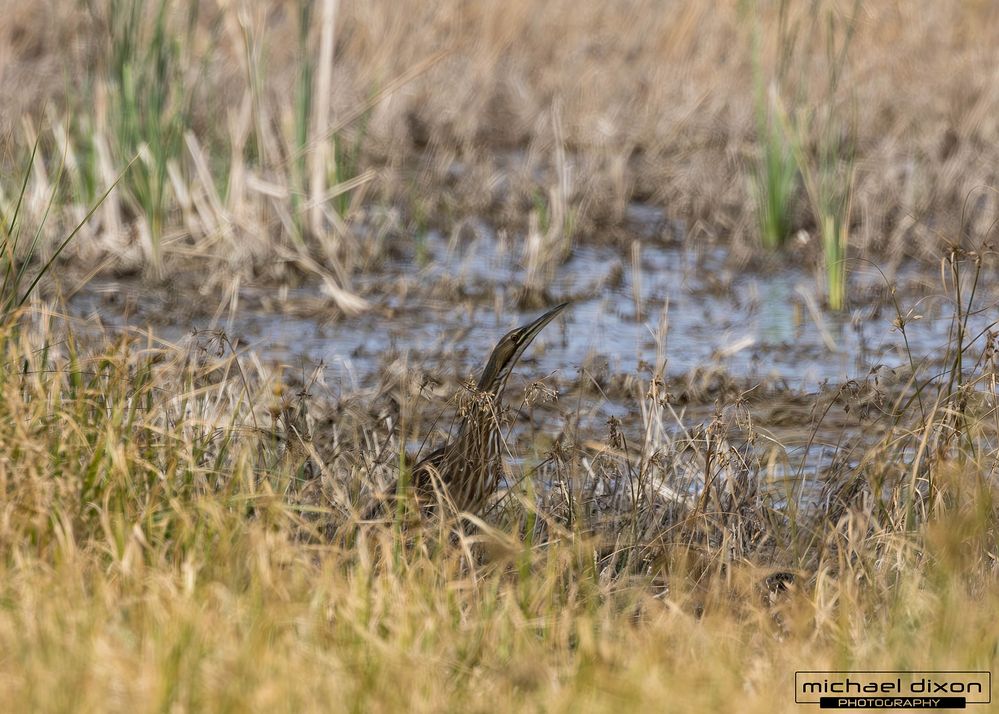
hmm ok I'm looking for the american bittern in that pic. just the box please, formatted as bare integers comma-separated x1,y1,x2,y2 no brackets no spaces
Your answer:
366,302,568,520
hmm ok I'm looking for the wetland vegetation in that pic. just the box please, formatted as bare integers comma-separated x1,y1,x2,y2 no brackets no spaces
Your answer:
1,1,998,711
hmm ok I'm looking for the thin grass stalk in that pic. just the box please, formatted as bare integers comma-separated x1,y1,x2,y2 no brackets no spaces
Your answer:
0,131,127,323
308,0,338,241
289,0,314,248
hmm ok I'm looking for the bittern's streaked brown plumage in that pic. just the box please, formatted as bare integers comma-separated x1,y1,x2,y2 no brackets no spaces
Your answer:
368,302,568,520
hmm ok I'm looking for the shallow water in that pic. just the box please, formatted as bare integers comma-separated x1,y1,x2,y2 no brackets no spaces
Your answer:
70,224,998,396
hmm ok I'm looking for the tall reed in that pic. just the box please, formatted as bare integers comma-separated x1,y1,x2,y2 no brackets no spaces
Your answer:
750,0,798,251
105,0,196,271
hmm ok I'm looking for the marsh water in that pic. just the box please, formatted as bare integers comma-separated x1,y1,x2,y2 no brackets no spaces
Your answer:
70,219,996,393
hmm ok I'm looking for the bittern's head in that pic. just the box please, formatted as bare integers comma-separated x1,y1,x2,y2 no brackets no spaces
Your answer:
476,302,569,396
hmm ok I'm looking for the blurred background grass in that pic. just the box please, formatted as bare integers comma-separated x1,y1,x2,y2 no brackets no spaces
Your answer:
2,1,999,293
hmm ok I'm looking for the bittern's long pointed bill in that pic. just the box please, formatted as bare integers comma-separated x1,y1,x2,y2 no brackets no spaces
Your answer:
476,302,569,394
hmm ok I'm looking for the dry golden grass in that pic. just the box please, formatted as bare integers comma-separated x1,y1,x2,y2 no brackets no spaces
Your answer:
0,310,995,712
